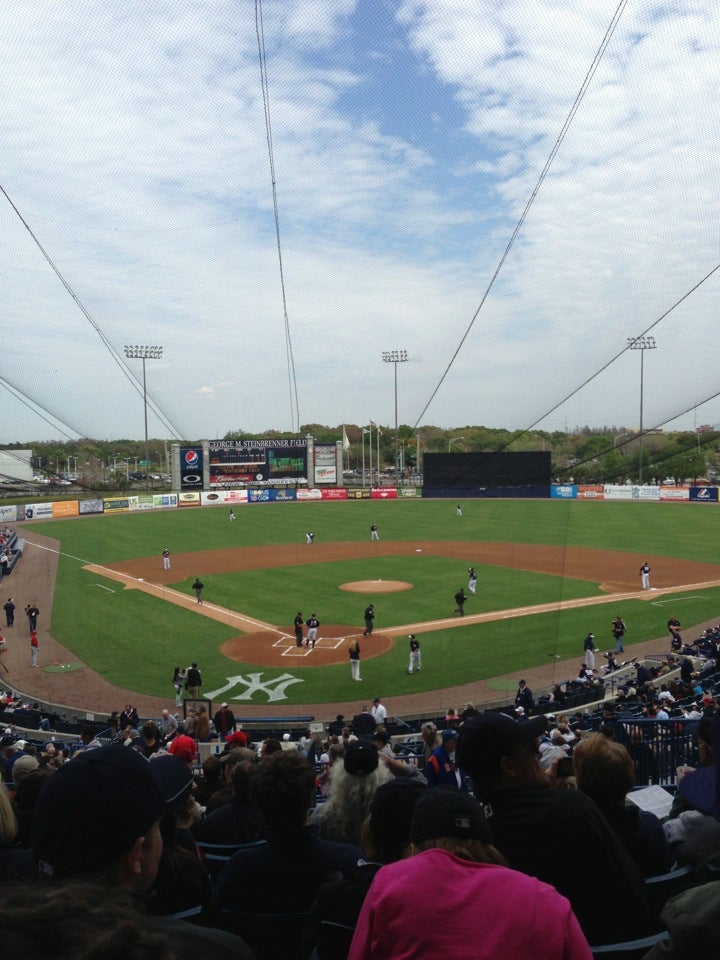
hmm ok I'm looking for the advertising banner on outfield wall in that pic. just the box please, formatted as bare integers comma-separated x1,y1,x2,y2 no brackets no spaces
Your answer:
398,487,420,497
346,488,371,499
604,485,632,500
128,494,179,511
178,492,201,507
320,489,347,500
578,485,604,499
51,500,79,518
659,486,689,501
103,498,131,513
248,490,271,502
272,489,297,501
551,484,577,499
23,502,54,519
632,485,660,500
690,486,719,502
201,491,249,506
296,489,323,500
79,499,104,515
372,488,397,500
0,505,18,522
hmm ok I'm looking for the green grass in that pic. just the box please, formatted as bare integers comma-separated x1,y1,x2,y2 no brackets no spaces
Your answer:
20,498,720,707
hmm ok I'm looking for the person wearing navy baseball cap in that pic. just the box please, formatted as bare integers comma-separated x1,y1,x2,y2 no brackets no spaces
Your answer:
32,745,191,887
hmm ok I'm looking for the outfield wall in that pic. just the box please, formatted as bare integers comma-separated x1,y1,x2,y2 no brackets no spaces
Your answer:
0,483,718,522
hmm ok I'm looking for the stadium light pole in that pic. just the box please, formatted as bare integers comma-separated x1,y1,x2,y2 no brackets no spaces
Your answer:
381,350,409,473
627,336,657,482
448,435,464,452
124,345,163,490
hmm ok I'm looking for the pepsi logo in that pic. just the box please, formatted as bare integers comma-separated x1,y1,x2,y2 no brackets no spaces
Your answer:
184,450,199,467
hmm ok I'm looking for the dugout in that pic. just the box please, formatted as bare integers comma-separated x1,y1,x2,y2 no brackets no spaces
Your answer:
423,450,551,498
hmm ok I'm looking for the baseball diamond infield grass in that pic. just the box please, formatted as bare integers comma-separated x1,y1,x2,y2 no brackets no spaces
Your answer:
17,498,720,705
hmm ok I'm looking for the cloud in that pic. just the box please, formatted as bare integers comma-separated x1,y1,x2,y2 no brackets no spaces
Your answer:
2,0,720,443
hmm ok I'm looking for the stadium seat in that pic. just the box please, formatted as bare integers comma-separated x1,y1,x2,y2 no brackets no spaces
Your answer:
590,930,669,958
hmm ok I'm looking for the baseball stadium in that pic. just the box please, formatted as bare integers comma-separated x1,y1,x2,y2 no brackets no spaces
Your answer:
4,474,720,723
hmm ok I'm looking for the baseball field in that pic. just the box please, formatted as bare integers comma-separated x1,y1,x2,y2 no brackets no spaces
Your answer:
11,497,720,719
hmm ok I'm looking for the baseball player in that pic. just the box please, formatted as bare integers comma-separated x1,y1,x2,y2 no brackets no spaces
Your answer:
408,634,421,674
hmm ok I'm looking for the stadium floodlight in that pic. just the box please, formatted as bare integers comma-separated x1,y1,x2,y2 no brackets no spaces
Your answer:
124,345,163,489
448,436,464,452
381,350,409,475
627,336,658,482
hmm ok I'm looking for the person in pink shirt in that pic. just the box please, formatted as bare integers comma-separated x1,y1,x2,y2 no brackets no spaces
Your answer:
348,788,592,960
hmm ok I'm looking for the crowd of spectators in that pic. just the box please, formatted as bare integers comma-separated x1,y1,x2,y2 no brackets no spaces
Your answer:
3,650,720,958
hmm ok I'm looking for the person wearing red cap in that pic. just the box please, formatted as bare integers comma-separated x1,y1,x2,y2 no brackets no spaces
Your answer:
168,735,196,766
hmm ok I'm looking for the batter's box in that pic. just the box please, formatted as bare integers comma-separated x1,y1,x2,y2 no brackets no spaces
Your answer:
272,635,294,648
281,645,312,657
314,637,346,650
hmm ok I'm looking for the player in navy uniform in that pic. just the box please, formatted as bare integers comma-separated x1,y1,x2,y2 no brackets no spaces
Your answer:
294,612,304,647
408,634,421,674
363,604,375,636
305,613,320,648
639,561,651,590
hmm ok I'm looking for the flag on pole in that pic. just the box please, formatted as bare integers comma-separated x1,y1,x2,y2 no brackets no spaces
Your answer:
369,420,376,427
342,426,350,451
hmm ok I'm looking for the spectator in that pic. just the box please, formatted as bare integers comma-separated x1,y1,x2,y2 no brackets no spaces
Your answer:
2,737,28,783
167,734,196,767
347,787,592,960
158,709,178,742
0,781,33,880
425,729,463,788
32,747,190,887
456,711,652,945
0,877,244,958
140,721,162,757
193,755,225,808
514,679,534,715
644,715,720,958
27,749,254,957
370,698,387,725
310,741,392,847
13,767,54,848
572,734,672,877
119,704,139,730
194,760,266,845
194,706,210,742
419,721,441,766
214,752,362,916
213,703,236,742
185,663,202,699
351,706,377,738
303,778,427,960
664,716,720,867
205,747,256,814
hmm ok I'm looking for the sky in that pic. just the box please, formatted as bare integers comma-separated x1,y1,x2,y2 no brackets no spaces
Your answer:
3,0,720,443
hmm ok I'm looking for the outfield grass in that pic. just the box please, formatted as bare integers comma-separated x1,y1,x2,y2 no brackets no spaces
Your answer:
21,498,720,706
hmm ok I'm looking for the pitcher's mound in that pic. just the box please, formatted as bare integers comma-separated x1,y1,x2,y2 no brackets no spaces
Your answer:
340,580,413,593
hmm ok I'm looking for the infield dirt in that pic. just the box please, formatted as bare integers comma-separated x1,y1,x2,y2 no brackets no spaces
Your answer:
6,531,720,721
